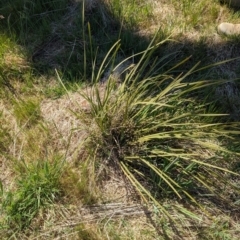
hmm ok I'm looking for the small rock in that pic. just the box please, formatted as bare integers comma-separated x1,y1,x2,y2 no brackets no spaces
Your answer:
218,22,240,35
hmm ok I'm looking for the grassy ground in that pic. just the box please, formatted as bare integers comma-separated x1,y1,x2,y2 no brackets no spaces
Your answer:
0,0,240,239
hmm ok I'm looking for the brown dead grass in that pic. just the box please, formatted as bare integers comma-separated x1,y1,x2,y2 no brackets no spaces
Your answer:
40,86,103,161
1,44,30,76
10,203,159,240
3,52,29,71
0,99,19,192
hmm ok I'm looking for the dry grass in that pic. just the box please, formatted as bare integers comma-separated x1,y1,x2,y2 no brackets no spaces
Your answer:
4,203,158,239
40,84,108,161
0,99,19,191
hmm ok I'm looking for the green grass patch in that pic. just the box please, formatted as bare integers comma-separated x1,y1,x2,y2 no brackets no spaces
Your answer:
0,157,64,230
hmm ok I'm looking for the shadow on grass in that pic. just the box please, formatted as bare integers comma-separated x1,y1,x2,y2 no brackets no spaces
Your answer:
1,0,240,120
0,0,151,80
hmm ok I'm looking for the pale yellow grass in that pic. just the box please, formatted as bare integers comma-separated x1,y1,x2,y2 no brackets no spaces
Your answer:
0,99,19,191
41,85,105,161
12,203,159,239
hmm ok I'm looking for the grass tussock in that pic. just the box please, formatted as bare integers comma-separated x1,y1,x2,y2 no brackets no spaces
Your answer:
13,98,42,127
0,157,64,231
76,40,240,220
60,159,99,205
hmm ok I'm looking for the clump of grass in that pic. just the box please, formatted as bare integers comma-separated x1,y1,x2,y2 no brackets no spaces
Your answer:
0,111,12,154
74,223,102,240
60,158,98,205
197,217,235,240
0,157,64,230
75,38,240,220
13,98,41,127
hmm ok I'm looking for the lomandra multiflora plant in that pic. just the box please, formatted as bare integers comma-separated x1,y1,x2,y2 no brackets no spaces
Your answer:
74,37,240,219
